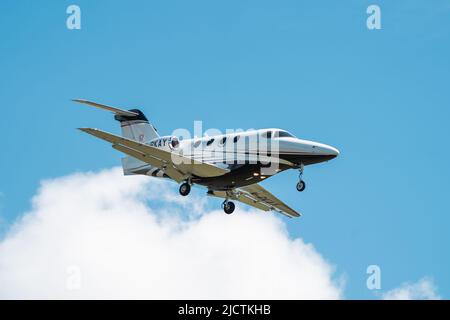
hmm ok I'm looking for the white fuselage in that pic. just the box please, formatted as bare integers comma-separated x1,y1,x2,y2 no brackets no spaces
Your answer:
133,128,339,189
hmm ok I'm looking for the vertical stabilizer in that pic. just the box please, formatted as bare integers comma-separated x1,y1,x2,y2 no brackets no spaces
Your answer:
114,109,159,142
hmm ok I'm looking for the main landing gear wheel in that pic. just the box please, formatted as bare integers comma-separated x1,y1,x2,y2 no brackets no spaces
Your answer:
223,201,235,214
296,180,306,192
179,182,191,196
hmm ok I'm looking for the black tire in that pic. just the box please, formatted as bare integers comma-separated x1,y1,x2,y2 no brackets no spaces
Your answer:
179,183,191,196
223,201,235,214
296,180,306,192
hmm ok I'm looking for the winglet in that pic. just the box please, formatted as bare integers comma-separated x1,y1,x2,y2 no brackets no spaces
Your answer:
72,99,139,117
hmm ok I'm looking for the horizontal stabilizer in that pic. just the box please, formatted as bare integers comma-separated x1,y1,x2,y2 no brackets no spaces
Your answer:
73,99,139,117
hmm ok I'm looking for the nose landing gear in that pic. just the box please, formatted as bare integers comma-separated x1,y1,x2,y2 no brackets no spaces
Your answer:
296,180,306,192
296,163,306,192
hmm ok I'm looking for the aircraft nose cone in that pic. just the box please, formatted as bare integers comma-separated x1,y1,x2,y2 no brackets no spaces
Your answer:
313,143,340,158
328,146,340,157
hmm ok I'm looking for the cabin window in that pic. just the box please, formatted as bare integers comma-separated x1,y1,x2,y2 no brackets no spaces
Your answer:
219,137,227,145
233,135,240,143
193,140,201,148
206,138,215,146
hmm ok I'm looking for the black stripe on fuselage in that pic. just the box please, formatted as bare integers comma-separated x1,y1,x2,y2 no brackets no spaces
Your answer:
185,152,336,166
191,153,336,190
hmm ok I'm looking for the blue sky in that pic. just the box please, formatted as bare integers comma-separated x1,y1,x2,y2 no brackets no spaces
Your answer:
1,0,449,299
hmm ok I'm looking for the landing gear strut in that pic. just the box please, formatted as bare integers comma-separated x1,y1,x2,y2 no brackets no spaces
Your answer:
296,163,306,192
222,200,235,214
179,182,191,196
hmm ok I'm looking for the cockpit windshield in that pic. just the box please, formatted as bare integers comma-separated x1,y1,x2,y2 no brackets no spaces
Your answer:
261,130,295,139
274,130,295,138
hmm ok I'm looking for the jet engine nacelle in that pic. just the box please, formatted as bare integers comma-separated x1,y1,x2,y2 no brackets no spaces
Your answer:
148,135,180,150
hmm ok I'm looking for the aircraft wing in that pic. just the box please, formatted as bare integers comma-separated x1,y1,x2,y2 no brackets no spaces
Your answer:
78,128,229,182
209,184,301,218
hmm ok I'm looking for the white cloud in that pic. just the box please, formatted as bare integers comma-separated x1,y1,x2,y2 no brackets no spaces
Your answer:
382,278,440,300
0,167,343,299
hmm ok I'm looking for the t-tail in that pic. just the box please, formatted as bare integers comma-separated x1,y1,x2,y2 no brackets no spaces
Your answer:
73,99,159,175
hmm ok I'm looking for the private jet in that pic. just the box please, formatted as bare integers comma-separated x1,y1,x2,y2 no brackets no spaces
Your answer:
75,99,339,218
